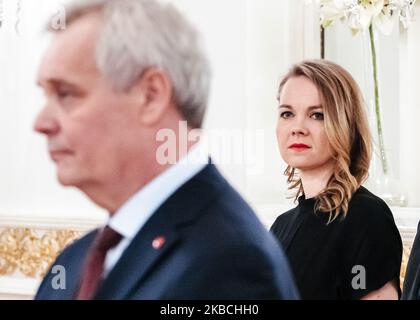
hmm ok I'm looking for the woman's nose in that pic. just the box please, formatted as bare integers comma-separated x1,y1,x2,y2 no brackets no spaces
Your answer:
291,118,309,136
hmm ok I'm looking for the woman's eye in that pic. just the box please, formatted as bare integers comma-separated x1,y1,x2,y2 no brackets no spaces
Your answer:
280,111,293,119
311,112,324,120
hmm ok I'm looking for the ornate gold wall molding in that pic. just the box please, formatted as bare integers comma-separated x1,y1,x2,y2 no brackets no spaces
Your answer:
401,245,413,288
0,228,81,278
0,223,416,292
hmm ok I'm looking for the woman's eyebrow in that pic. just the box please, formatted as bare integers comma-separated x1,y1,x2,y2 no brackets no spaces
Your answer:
278,105,322,110
279,105,293,109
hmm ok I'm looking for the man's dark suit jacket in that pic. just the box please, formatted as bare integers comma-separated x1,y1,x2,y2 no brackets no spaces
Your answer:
403,221,420,300
35,164,299,299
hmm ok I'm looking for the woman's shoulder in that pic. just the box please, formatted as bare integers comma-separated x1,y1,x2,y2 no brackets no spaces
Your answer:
270,206,298,232
346,186,397,227
343,186,402,259
350,186,391,211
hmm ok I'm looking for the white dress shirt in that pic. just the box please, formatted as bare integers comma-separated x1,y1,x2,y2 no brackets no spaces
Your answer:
103,143,208,275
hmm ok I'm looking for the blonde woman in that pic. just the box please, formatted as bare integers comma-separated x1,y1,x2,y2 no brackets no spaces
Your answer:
270,60,402,300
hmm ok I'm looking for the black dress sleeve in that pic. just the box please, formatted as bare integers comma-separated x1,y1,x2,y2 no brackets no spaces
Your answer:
270,209,301,251
340,199,403,299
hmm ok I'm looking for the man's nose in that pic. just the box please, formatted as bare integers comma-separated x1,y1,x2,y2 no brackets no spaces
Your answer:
33,105,60,136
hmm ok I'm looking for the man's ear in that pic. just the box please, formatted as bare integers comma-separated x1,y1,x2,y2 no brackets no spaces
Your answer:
130,67,174,126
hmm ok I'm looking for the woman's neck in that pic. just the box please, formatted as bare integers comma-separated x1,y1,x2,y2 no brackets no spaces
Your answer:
300,160,335,199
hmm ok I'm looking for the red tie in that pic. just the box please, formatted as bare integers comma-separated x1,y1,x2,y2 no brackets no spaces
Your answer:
75,226,122,300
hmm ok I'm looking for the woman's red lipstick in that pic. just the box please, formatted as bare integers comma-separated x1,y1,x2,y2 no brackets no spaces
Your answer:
289,143,310,150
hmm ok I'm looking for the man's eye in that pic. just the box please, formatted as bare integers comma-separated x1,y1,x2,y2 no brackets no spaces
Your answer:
280,111,293,119
311,112,324,120
57,90,73,99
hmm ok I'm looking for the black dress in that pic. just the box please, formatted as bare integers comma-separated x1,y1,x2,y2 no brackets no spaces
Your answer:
270,186,403,300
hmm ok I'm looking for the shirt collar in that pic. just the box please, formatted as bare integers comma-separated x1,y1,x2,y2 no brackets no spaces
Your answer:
108,143,208,240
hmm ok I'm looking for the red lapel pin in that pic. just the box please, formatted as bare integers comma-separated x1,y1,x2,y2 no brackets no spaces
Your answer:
152,236,166,250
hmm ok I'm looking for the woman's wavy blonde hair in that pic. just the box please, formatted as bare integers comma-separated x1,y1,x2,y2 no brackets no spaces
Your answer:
279,59,372,223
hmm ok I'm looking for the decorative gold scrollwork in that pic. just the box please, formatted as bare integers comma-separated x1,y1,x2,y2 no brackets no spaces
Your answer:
400,245,412,289
0,228,81,278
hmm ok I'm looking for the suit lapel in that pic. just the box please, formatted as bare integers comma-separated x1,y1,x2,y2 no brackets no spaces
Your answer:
38,230,97,300
94,227,179,300
93,164,223,300
64,231,98,300
58,267,84,300
44,270,82,300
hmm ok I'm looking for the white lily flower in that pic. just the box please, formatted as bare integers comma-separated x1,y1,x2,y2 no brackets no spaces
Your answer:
320,2,347,27
320,0,416,33
400,0,417,28
345,4,373,32
373,9,399,35
370,0,385,17
319,0,416,178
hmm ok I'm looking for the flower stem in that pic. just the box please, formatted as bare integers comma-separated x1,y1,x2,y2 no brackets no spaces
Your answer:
369,24,388,175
